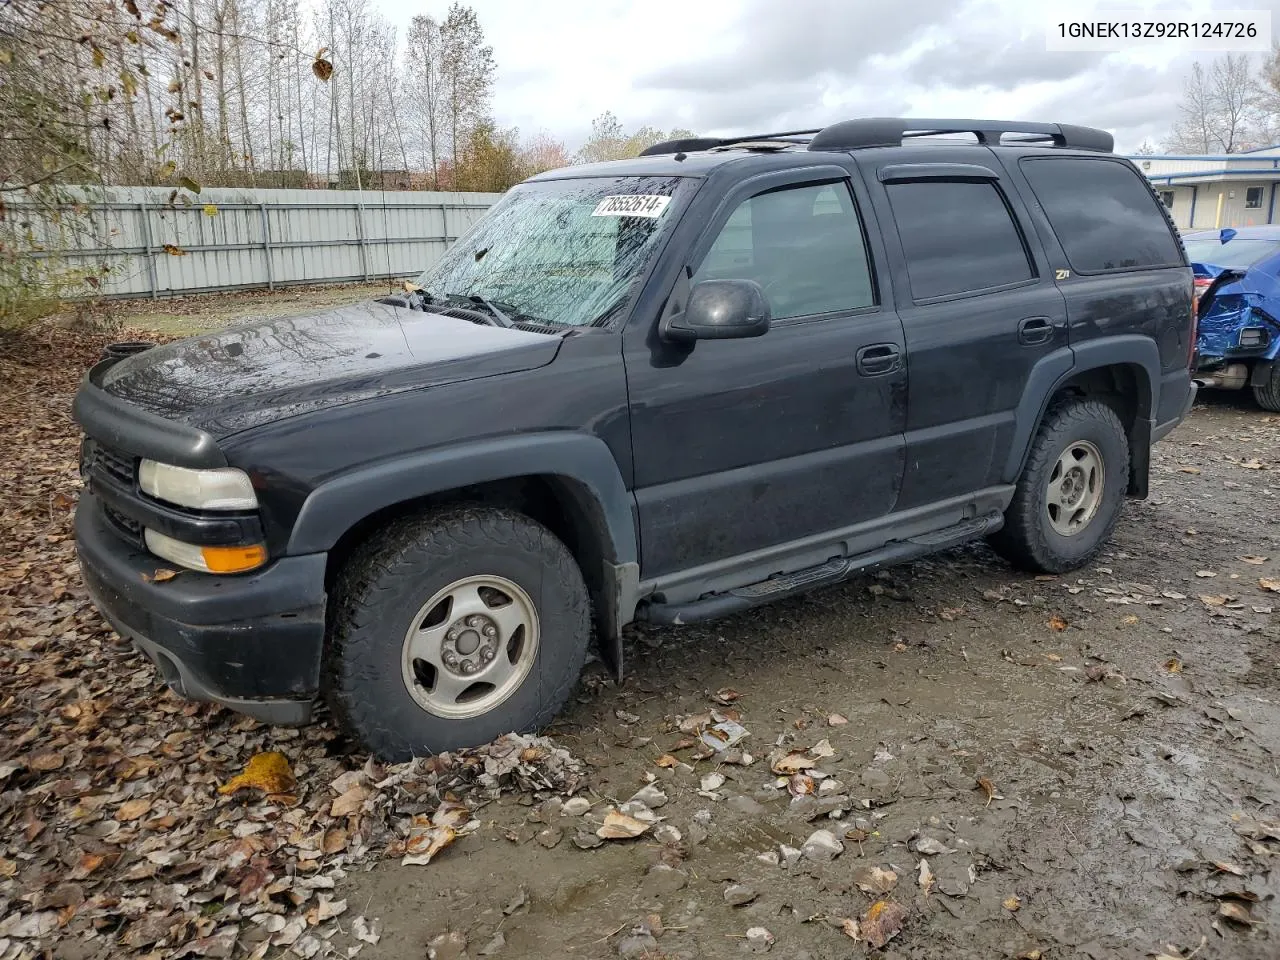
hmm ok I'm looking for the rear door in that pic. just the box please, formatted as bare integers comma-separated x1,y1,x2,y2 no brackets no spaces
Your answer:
858,151,1069,511
1007,155,1193,428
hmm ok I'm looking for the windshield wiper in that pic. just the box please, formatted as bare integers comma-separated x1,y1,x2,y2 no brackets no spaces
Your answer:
466,294,515,328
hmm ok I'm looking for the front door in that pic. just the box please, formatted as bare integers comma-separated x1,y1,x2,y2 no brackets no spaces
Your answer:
623,167,908,586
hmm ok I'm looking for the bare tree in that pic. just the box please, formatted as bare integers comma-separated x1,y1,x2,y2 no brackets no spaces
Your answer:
1166,54,1261,154
438,4,494,173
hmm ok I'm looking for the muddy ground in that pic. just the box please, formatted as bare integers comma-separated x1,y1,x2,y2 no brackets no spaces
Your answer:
343,390,1279,960
0,304,1276,960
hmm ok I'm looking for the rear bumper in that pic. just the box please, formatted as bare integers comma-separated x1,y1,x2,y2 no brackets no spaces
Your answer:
1153,375,1197,443
75,492,326,725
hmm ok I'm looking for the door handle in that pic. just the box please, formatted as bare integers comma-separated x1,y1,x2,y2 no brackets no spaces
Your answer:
1018,316,1056,345
856,343,900,376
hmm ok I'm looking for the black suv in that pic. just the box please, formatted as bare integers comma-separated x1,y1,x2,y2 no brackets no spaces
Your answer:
74,118,1197,760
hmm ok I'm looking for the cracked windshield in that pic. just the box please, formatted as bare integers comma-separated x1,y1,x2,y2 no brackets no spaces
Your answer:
415,176,690,327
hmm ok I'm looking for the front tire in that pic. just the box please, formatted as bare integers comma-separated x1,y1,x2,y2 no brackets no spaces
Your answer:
988,397,1130,574
324,505,590,761
1252,362,1280,412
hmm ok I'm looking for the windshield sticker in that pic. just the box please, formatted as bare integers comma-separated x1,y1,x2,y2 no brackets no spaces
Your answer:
591,195,671,218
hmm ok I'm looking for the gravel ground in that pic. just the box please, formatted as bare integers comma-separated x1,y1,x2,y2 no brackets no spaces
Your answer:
0,324,1276,960
347,391,1280,960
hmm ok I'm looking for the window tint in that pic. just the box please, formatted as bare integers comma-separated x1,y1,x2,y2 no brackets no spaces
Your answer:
693,182,875,319
1020,158,1182,273
886,181,1034,300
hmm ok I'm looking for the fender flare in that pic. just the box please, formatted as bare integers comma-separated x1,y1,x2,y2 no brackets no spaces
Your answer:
288,433,639,679
289,431,637,558
1002,336,1162,484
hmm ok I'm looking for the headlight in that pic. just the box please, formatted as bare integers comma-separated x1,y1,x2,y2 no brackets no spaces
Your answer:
138,460,257,511
144,529,267,574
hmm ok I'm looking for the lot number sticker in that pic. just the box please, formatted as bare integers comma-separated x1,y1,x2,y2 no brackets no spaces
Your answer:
592,195,671,218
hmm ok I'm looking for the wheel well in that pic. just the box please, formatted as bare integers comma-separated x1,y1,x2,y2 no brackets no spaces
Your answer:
1046,363,1151,494
323,474,612,642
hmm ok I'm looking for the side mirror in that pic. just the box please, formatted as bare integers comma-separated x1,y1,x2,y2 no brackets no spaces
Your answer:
662,279,771,343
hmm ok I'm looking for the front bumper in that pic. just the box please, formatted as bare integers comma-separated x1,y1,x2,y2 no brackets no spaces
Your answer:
75,492,327,725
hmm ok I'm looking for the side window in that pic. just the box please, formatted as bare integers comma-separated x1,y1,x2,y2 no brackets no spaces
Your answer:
886,180,1034,300
1020,157,1183,273
693,182,875,320
1246,186,1265,209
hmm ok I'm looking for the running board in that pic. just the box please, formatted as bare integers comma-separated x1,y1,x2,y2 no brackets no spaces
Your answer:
641,512,1002,626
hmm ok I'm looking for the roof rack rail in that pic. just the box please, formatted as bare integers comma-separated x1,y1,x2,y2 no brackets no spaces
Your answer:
638,119,1112,157
806,118,1113,153
639,129,821,157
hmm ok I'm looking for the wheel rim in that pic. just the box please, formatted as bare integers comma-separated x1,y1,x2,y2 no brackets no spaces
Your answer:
401,574,539,719
1045,440,1104,537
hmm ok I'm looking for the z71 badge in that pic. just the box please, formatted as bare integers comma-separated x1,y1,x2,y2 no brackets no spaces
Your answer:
1055,268,1071,280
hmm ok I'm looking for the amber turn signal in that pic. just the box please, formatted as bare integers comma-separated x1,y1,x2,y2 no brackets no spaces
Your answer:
200,543,268,574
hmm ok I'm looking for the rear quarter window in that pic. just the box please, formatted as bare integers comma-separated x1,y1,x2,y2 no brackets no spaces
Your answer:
1020,157,1183,274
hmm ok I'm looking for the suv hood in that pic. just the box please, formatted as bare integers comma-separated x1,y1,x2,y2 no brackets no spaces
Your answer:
99,301,563,437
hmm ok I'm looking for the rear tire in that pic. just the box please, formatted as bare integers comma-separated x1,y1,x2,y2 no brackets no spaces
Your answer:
988,397,1130,574
323,505,591,761
1252,363,1280,412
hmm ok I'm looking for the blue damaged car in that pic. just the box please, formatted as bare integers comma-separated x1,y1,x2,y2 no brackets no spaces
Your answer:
1185,226,1280,411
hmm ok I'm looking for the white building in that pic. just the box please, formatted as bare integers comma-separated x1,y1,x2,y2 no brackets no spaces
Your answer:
1132,145,1280,231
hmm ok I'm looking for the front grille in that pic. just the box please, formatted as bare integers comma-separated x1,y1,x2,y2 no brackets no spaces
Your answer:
96,445,136,486
102,503,144,547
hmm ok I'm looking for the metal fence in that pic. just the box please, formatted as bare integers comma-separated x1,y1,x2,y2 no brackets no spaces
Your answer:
14,185,502,299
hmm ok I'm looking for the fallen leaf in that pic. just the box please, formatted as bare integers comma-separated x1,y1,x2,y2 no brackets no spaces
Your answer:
596,809,652,840
1213,861,1246,876
30,751,63,772
1199,595,1229,606
914,837,957,856
432,800,471,829
770,751,817,775
1122,614,1140,625
859,900,907,949
1239,459,1265,470
117,798,152,822
1260,578,1280,593
1003,895,1022,911
1047,614,1068,632
161,243,186,256
1196,570,1217,578
402,824,457,865
140,567,179,583
827,713,849,726
918,858,935,895
854,865,899,895
1238,555,1267,564
713,687,741,705
788,773,816,797
1178,466,1201,474
330,785,369,817
320,828,348,854
203,203,218,217
218,752,296,797
839,917,860,940
655,754,679,768
1165,658,1183,673
1218,901,1255,925
976,777,1001,805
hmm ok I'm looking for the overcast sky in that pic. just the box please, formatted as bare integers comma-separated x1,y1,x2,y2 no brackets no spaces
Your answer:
372,0,1280,154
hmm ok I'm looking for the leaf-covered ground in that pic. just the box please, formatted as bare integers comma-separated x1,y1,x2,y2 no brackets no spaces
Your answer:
2,320,1279,960
0,329,588,960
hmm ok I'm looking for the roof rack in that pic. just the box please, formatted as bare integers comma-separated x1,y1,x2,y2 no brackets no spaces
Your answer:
637,118,1113,157
639,130,820,157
